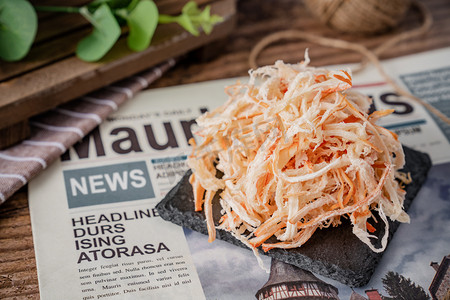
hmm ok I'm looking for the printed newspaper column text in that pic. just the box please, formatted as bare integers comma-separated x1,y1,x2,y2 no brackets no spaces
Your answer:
72,207,202,298
78,255,196,298
151,155,190,196
400,66,450,141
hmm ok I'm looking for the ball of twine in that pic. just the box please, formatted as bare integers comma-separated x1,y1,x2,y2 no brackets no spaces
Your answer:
249,1,450,124
304,0,411,34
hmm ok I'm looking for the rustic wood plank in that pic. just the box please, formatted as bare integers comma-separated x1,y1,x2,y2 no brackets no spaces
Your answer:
0,27,90,82
0,0,236,131
0,223,32,238
0,121,30,150
0,187,38,298
0,285,40,299
0,260,37,278
2,0,216,81
31,0,213,45
34,13,89,44
0,269,38,288
0,237,34,252
0,249,36,265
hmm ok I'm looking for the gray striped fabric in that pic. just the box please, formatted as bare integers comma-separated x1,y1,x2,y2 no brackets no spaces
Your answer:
0,59,175,204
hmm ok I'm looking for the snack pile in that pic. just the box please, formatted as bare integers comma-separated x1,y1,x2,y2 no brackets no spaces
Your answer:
187,55,410,257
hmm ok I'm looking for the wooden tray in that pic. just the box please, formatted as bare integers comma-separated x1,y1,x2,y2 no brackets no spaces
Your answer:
0,0,236,149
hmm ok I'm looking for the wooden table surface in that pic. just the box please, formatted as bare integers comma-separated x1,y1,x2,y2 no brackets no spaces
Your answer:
1,0,449,298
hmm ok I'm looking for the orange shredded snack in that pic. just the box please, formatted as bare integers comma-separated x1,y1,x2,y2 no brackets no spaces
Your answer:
187,54,409,259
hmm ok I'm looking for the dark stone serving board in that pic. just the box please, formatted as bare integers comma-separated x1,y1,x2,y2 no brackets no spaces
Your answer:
155,146,432,287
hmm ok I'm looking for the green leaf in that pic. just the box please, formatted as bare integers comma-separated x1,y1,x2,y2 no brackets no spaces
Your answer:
76,4,121,62
192,4,223,35
158,1,223,37
123,0,139,11
126,0,158,51
181,1,198,15
0,0,37,61
175,14,199,36
198,6,213,34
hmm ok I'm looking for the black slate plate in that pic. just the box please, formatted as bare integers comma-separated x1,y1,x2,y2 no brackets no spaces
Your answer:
156,146,432,287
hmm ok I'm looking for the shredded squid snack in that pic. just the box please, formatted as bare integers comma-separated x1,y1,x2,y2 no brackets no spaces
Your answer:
187,55,410,261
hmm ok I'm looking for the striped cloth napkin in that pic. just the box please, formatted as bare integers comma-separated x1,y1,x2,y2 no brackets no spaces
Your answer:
0,59,175,204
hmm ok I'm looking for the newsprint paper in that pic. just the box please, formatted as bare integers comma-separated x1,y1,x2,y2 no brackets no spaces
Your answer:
30,47,450,300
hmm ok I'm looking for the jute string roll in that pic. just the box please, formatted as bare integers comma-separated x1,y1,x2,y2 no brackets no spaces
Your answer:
304,0,411,35
248,0,450,125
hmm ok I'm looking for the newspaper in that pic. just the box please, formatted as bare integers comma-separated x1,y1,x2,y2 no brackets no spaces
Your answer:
29,47,450,300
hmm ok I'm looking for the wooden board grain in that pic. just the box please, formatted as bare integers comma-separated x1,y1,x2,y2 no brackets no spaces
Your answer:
0,0,236,134
0,187,39,299
0,0,217,82
0,121,30,150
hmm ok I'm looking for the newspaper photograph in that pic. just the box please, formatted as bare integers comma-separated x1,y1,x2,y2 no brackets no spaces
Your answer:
29,47,450,299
